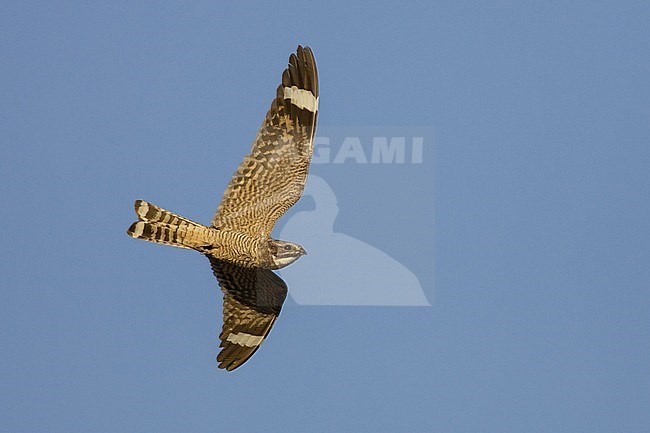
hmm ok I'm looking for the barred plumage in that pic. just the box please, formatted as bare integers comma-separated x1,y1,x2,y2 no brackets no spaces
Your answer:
127,200,213,250
212,45,318,237
127,46,318,371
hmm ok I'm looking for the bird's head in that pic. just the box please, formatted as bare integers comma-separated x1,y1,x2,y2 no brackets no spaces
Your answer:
268,239,307,269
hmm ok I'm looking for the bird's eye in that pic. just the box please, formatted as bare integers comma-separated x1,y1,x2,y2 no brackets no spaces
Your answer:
284,245,292,251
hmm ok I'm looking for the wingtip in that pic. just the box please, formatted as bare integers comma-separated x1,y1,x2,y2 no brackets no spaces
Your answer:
295,45,314,60
216,356,243,372
285,45,318,98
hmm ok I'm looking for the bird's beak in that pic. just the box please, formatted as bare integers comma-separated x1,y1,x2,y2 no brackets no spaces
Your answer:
300,247,308,256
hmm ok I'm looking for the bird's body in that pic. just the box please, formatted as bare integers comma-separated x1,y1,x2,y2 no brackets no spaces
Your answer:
129,199,304,269
127,46,318,370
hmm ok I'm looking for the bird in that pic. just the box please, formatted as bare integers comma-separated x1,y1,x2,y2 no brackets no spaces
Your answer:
127,46,318,371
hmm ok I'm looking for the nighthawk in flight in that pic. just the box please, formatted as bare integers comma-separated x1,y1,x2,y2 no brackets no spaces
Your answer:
127,46,318,371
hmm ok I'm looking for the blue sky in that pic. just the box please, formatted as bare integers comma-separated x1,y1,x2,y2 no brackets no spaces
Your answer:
2,1,649,432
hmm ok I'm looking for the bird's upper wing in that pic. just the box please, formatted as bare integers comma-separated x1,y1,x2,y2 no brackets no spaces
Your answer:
208,258,288,371
211,45,319,237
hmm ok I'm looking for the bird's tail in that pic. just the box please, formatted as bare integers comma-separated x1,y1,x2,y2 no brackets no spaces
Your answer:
127,200,213,250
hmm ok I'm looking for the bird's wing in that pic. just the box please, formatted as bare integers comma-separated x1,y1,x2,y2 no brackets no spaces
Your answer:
211,45,319,237
208,258,288,371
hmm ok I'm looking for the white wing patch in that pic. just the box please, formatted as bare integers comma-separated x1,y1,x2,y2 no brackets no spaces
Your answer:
283,86,319,112
226,332,264,347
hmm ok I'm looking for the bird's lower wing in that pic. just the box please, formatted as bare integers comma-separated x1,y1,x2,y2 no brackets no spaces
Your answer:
208,258,288,371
